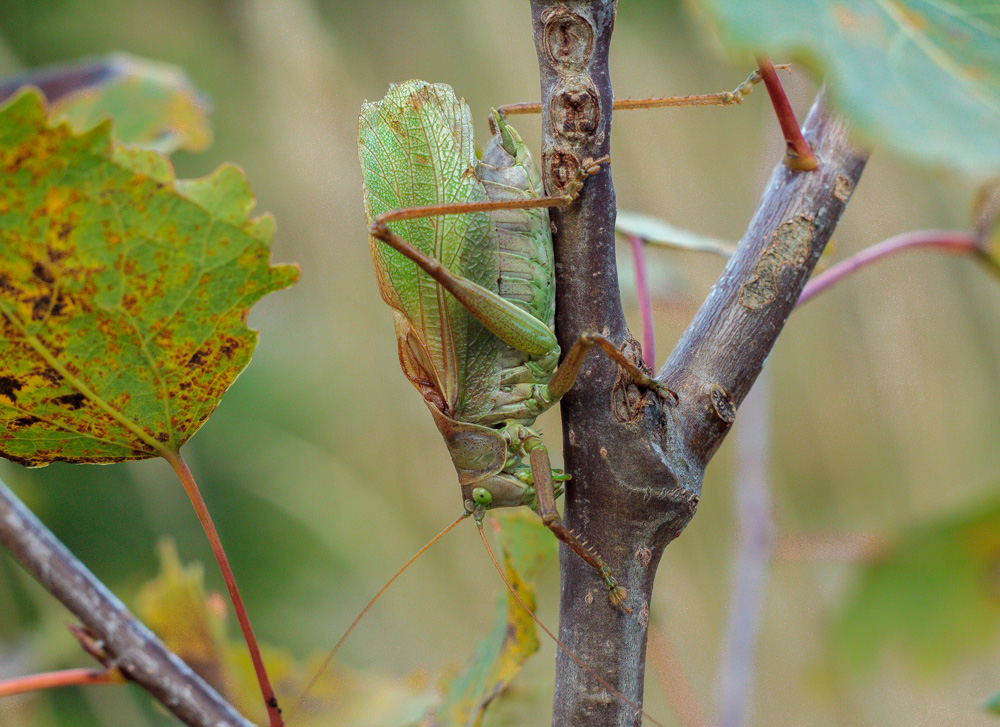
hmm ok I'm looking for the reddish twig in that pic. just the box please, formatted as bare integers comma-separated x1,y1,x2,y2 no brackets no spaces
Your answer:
755,55,817,171
797,230,979,306
627,234,656,369
163,451,283,727
0,667,125,698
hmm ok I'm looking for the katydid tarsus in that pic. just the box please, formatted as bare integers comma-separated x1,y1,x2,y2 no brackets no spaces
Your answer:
299,70,779,720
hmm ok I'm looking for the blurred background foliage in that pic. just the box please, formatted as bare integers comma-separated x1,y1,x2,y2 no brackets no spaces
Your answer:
1,0,999,726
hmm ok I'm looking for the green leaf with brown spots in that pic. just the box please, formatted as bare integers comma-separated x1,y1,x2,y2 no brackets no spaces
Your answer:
0,54,212,154
0,89,298,467
692,0,1000,177
428,512,556,727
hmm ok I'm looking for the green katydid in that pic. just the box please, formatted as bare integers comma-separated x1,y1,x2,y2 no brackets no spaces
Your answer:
358,70,777,607
360,79,670,609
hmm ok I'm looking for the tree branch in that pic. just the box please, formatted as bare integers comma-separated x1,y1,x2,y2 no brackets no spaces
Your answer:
0,478,255,727
528,2,867,722
662,87,869,465
530,2,695,725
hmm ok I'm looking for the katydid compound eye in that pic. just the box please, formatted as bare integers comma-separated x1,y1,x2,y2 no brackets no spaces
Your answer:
472,487,493,506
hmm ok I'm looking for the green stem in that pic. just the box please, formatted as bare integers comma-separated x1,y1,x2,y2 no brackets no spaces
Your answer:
162,450,283,727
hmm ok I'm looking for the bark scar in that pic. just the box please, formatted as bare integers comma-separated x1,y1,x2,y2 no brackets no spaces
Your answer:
740,215,817,310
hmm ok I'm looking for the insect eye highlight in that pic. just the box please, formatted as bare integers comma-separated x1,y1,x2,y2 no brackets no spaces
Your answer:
472,487,493,506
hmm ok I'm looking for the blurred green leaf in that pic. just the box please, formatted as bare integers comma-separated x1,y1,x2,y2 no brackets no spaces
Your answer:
0,54,211,154
0,89,298,467
833,495,1000,673
693,0,1000,177
985,687,1000,715
428,512,556,727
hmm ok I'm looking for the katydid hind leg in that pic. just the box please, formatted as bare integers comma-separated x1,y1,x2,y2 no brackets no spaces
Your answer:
369,184,605,359
528,442,629,611
370,221,558,357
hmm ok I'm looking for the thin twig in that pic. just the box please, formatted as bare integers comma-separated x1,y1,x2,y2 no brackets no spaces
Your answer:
628,234,656,369
797,230,980,305
717,369,773,727
0,667,125,698
0,478,253,727
755,55,818,171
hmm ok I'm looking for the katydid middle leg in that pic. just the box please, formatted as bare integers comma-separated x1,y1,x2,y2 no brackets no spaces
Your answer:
546,332,675,402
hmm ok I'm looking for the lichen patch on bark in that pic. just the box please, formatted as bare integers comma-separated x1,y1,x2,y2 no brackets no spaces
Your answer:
834,174,853,202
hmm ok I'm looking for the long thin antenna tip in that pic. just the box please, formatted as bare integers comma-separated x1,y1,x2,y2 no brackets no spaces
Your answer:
290,512,467,718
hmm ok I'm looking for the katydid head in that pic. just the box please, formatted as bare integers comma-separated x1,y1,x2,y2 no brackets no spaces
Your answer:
461,472,533,513
490,109,520,157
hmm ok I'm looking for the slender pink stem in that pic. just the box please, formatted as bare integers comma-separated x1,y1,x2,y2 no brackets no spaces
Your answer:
0,667,124,698
797,230,979,306
628,234,656,369
163,451,284,727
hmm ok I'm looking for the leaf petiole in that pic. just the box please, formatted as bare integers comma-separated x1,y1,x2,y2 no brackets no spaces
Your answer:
162,450,284,727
